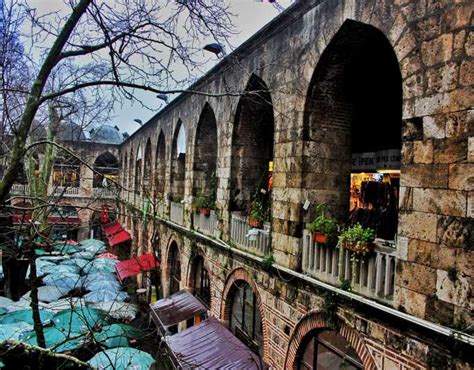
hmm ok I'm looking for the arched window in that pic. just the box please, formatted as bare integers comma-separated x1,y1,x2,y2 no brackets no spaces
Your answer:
170,121,186,202
303,20,402,241
154,131,166,198
231,75,274,226
93,152,119,188
296,329,363,370
168,242,181,295
53,153,80,188
135,145,143,195
229,280,263,356
143,139,152,197
191,255,210,306
193,103,218,206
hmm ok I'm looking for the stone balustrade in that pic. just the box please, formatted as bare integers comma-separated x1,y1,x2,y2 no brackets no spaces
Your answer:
230,213,271,256
170,201,184,225
193,210,218,238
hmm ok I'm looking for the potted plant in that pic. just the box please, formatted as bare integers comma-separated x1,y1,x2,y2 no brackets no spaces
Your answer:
308,204,338,245
249,200,264,228
194,194,213,217
338,224,375,254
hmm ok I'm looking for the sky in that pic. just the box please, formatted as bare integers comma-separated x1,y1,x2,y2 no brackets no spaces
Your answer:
119,0,294,135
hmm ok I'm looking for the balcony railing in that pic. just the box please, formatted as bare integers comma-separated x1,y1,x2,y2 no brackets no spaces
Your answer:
93,187,118,199
11,183,28,195
51,186,80,196
302,230,396,302
170,201,184,225
230,213,271,256
193,210,218,238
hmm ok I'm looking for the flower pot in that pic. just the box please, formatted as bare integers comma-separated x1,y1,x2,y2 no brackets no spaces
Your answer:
343,241,375,254
312,232,327,244
248,216,262,229
201,207,211,217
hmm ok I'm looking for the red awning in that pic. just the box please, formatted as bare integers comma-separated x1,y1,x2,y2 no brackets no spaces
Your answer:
102,221,122,236
48,216,81,225
12,214,32,224
108,229,131,247
115,253,158,282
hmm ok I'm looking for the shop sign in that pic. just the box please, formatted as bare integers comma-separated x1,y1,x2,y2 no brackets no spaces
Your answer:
352,149,401,171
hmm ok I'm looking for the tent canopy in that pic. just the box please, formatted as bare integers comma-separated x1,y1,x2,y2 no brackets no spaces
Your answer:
166,317,265,369
149,290,206,332
109,230,131,247
115,254,158,282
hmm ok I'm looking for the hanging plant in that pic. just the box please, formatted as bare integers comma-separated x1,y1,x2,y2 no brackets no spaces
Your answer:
338,224,375,254
308,204,339,245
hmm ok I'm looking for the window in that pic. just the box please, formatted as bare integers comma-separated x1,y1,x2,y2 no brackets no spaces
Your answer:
229,281,263,356
169,243,181,295
296,330,363,370
193,256,210,306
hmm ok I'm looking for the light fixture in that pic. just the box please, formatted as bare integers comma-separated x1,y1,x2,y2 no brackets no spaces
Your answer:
203,43,224,56
134,119,142,125
156,94,169,102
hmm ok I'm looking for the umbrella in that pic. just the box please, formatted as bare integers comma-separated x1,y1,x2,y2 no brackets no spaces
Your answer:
45,298,87,314
81,272,117,286
84,290,128,304
61,258,90,270
87,347,155,370
72,251,96,260
43,272,82,291
0,297,14,310
38,256,69,263
42,263,80,275
84,279,122,292
65,239,79,246
79,239,105,248
53,244,79,255
2,298,37,312
93,324,142,348
35,259,57,277
20,326,85,352
53,307,107,332
83,258,117,274
0,309,53,325
92,302,139,321
97,253,118,260
82,244,107,255
0,322,33,341
0,308,7,316
21,286,67,303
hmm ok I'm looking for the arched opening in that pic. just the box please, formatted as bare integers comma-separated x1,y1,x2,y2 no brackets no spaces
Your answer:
231,75,274,226
303,20,402,241
143,139,153,197
190,255,210,307
128,147,134,195
122,151,128,189
52,153,80,188
170,121,186,202
168,241,181,295
134,145,143,196
93,152,119,189
295,329,363,370
228,280,263,356
193,103,218,208
154,131,166,199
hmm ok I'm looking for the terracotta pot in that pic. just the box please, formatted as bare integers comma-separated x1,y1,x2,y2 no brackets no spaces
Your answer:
201,207,211,217
312,232,327,244
343,241,375,254
248,217,262,228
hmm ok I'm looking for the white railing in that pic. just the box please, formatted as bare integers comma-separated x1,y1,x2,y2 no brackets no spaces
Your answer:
93,187,118,198
11,183,28,195
302,230,396,302
170,201,184,225
230,213,271,256
156,202,166,217
193,210,218,237
52,186,80,196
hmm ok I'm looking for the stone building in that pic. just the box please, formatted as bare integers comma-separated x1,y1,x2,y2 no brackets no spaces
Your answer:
9,0,473,368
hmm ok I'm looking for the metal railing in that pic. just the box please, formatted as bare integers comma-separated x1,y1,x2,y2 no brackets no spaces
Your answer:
230,213,271,256
170,201,184,225
302,230,396,302
93,187,118,198
51,186,80,196
193,210,218,237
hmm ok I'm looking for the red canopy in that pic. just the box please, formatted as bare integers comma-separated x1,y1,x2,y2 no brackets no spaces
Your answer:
109,229,131,247
102,221,122,236
115,254,159,282
96,253,118,260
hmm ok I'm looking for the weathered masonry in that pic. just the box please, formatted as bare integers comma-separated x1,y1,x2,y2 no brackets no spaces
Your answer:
118,0,474,368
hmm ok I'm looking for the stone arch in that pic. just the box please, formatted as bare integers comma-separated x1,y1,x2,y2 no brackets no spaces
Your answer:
128,146,134,194
122,150,128,189
220,267,269,360
193,103,218,203
170,120,186,202
134,143,144,196
301,19,402,241
230,74,275,217
154,130,167,197
284,311,375,370
93,151,119,189
186,246,212,307
143,138,153,197
165,235,182,296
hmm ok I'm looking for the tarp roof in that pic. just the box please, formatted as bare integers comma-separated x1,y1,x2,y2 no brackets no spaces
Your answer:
115,254,158,282
166,317,265,369
150,290,207,331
